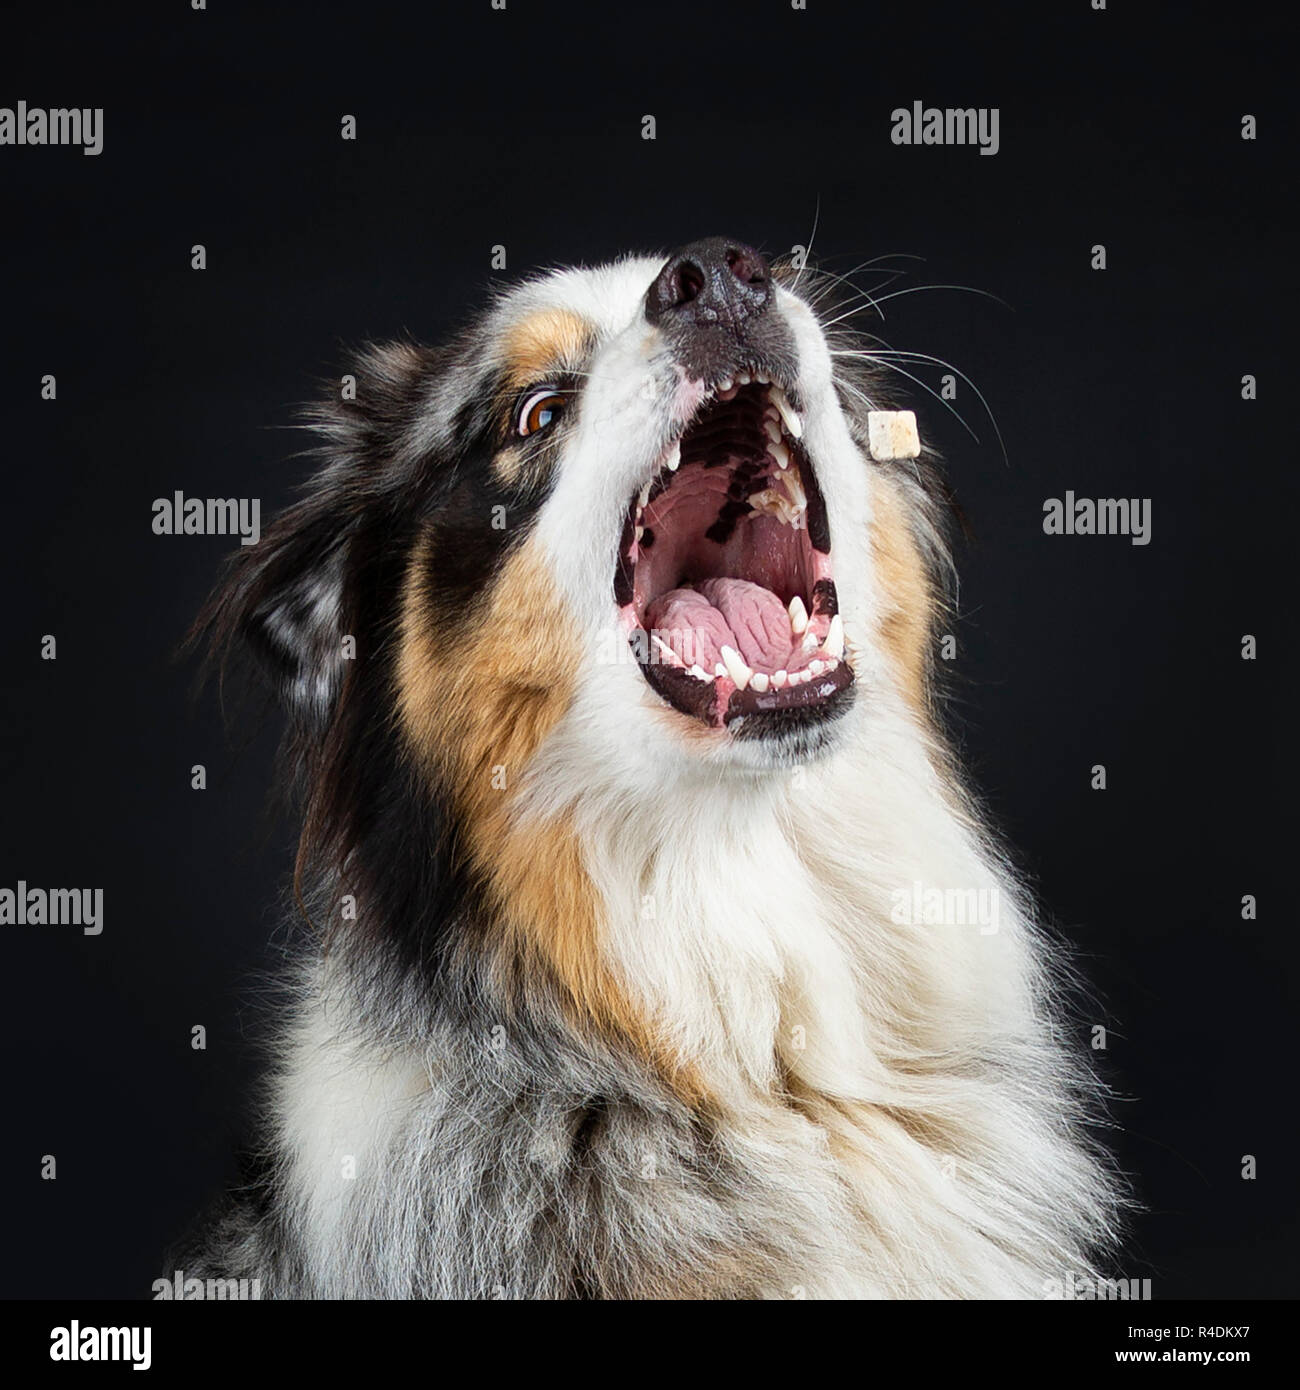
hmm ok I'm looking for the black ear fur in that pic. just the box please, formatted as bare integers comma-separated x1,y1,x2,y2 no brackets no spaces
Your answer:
192,340,440,733
218,501,354,731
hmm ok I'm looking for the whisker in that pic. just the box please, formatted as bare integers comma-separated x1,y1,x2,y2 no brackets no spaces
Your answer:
806,271,894,323
865,283,1012,312
832,348,1008,466
845,354,983,447
791,195,821,293
835,376,930,492
834,376,882,414
858,350,1008,466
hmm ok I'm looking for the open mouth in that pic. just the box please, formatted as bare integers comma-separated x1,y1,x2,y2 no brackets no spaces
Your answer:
614,371,853,736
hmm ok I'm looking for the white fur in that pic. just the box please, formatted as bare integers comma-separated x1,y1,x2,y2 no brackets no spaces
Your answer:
262,256,1121,1298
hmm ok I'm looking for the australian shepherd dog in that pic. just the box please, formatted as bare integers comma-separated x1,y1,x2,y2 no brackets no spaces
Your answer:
182,237,1124,1298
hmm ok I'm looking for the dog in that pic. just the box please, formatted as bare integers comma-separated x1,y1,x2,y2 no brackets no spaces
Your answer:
179,237,1124,1298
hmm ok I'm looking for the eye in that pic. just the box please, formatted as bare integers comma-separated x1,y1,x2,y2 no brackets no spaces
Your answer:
516,388,568,438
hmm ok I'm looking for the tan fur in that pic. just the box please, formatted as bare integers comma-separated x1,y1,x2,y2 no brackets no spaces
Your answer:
396,533,703,1104
869,475,934,714
492,310,595,485
502,309,593,391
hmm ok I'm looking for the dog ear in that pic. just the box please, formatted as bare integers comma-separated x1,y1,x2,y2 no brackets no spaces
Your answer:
195,341,435,732
197,488,358,733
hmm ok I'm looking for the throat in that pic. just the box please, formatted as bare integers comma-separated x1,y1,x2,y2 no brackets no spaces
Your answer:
582,788,872,1100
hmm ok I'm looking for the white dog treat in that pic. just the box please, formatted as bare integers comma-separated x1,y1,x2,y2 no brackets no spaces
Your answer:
867,410,921,461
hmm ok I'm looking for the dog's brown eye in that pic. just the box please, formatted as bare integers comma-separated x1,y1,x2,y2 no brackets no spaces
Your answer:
517,388,567,438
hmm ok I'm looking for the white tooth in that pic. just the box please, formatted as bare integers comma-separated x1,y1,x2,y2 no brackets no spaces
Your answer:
750,672,769,693
802,629,818,654
652,635,682,666
825,659,839,672
781,467,807,512
810,659,825,677
639,480,652,510
718,377,733,392
788,595,809,635
720,644,753,691
736,370,751,385
773,669,788,689
763,418,782,443
825,614,844,660
666,439,681,471
688,664,710,681
755,371,770,384
635,524,645,542
770,440,790,470
771,385,803,439
714,662,727,678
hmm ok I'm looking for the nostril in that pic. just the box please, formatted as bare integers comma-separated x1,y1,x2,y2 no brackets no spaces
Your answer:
725,246,766,287
675,259,705,305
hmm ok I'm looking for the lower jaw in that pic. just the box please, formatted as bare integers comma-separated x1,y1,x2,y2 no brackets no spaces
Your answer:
639,657,855,737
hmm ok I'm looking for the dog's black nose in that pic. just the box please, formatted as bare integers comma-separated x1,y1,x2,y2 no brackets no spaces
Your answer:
645,237,771,330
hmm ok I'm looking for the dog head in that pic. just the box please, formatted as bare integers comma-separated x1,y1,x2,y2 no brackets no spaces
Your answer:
199,238,954,982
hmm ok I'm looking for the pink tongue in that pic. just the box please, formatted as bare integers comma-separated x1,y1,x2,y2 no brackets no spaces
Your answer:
644,579,792,673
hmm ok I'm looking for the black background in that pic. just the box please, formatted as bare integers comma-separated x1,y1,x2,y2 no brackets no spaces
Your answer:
1,1,1292,1299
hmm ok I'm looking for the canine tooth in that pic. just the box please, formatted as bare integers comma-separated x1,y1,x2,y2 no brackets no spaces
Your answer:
666,439,681,471
750,672,770,693
770,440,790,470
825,614,844,660
719,644,753,691
788,595,809,634
810,659,825,677
773,669,788,688
770,385,803,439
